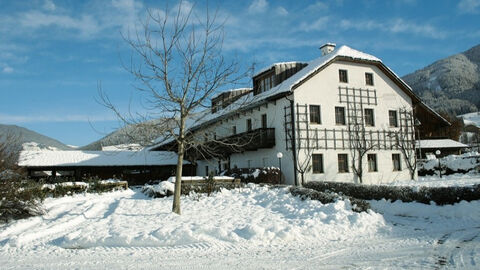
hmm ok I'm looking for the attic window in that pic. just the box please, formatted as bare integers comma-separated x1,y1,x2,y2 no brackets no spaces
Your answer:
365,73,374,86
339,69,348,83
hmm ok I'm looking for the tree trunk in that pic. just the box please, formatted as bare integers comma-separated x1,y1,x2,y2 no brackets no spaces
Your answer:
172,141,184,215
357,154,363,184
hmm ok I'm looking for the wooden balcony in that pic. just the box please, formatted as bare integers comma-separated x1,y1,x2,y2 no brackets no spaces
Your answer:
152,128,276,160
194,128,276,159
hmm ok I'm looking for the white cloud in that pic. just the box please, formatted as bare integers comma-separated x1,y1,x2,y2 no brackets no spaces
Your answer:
0,113,118,123
458,0,480,13
248,0,268,14
389,18,446,39
276,6,288,16
43,0,56,11
20,11,101,38
2,66,14,74
307,1,328,11
299,17,329,32
339,18,447,39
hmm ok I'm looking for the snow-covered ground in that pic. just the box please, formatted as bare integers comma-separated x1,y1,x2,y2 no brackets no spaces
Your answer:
0,183,479,269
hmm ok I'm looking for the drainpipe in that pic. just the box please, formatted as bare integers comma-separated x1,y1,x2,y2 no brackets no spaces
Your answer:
289,99,299,186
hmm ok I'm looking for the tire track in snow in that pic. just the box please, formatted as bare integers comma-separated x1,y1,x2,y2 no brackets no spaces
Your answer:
431,226,480,269
7,197,116,247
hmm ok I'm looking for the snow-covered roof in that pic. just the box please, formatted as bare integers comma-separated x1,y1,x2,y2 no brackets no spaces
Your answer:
211,88,252,100
151,45,449,149
459,112,480,128
102,144,143,151
253,61,307,77
19,150,185,167
416,139,469,149
151,45,383,148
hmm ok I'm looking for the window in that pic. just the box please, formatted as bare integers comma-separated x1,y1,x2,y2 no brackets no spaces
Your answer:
265,77,271,91
258,80,264,93
368,154,378,172
312,154,324,174
257,75,274,94
232,125,237,135
261,114,267,129
338,154,349,173
365,73,374,86
339,69,348,83
389,110,398,127
309,105,321,124
364,108,375,126
205,166,209,176
392,154,401,171
247,119,252,131
335,106,346,125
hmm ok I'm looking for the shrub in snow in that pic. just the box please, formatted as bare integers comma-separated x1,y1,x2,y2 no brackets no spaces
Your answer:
304,181,480,205
142,181,174,198
35,177,128,198
290,186,370,212
222,167,282,184
88,178,129,193
143,176,242,197
205,172,216,196
0,170,44,223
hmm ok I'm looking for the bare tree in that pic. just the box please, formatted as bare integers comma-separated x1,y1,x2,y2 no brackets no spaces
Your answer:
285,103,314,186
394,109,417,180
348,106,378,183
348,118,376,184
99,2,248,214
0,132,22,173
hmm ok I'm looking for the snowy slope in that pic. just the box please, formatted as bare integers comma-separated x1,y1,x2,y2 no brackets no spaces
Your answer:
459,111,480,127
0,184,478,269
0,124,72,151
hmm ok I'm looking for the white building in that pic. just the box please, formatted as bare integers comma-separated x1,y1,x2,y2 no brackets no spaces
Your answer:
152,44,448,185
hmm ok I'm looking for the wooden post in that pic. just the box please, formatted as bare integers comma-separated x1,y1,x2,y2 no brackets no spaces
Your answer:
324,128,328,149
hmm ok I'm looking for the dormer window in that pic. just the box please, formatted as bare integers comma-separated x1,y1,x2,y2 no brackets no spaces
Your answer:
253,62,307,95
257,74,274,94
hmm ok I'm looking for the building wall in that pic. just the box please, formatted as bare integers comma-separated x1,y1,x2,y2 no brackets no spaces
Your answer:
195,97,297,184
195,59,416,185
293,60,415,184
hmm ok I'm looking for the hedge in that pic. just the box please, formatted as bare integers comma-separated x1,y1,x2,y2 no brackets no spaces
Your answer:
304,181,480,205
289,186,370,212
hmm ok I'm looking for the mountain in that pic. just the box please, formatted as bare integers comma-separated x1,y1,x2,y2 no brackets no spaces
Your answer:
402,44,480,116
80,119,169,150
0,124,72,151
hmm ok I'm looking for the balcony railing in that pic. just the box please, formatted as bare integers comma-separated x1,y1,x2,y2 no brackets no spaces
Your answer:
153,128,276,160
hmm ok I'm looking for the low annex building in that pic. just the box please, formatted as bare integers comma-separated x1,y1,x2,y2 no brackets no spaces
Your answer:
19,150,194,185
416,139,469,158
152,44,449,185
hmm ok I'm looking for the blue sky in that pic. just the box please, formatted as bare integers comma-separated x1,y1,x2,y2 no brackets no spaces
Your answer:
0,0,479,146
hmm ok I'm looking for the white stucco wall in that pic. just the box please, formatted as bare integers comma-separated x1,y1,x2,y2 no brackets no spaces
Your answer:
193,59,416,185
293,60,415,184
